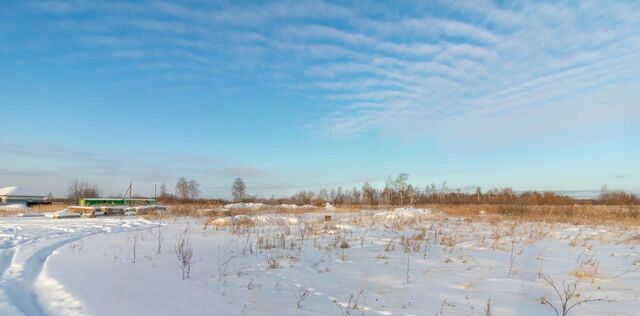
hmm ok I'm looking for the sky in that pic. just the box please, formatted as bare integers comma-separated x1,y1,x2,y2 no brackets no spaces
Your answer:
1,0,639,199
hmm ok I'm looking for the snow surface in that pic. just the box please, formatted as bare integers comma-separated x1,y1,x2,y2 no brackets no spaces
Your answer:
277,204,315,209
45,210,81,219
0,205,28,212
212,214,300,226
16,212,44,218
223,203,266,210
1,210,639,315
372,207,436,222
0,217,154,316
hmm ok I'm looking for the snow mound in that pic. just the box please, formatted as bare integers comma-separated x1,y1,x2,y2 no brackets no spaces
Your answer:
223,203,266,210
325,203,336,211
373,208,434,223
0,204,28,211
46,210,81,219
212,214,299,226
17,211,45,217
277,204,315,209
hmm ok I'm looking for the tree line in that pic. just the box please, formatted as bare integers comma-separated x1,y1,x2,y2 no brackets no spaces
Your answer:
282,176,639,206
66,174,639,205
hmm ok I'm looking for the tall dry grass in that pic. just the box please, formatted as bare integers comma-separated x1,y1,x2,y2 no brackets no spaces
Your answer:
426,204,640,225
160,202,640,227
30,202,69,212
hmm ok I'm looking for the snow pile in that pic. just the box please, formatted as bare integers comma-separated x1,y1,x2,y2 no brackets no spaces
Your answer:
212,214,299,226
223,203,266,210
17,211,45,217
373,207,434,223
277,204,315,209
134,205,157,212
250,215,299,225
46,210,81,219
325,203,336,211
133,205,164,215
0,204,28,211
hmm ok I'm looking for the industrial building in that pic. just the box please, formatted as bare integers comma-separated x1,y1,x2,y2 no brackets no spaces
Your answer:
0,186,48,206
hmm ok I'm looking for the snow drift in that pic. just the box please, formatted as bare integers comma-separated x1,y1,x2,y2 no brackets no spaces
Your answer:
223,203,266,210
46,210,81,219
212,214,299,226
0,204,28,212
373,207,435,223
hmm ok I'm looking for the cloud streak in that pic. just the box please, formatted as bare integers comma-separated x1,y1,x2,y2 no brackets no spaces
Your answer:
7,0,640,140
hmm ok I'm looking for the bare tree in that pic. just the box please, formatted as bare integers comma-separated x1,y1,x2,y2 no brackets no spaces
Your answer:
159,183,167,198
316,189,328,205
232,178,246,202
362,182,376,206
351,187,361,205
440,181,448,203
407,184,417,205
175,178,200,200
66,179,99,204
329,189,337,205
292,190,315,205
383,176,394,206
395,173,410,206
335,187,345,205
175,177,190,200
188,180,200,200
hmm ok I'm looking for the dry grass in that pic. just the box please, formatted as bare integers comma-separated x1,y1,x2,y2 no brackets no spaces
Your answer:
158,202,639,227
571,268,598,280
31,202,69,212
424,204,640,225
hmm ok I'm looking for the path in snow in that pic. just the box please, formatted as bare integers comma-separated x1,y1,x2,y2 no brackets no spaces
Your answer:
2,213,639,315
0,218,154,316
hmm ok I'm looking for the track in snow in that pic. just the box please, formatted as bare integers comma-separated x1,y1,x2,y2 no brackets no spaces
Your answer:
0,218,154,316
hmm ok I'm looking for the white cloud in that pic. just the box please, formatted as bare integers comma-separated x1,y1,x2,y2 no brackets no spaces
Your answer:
17,0,640,141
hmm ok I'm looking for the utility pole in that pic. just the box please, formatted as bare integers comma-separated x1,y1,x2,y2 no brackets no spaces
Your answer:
123,181,133,206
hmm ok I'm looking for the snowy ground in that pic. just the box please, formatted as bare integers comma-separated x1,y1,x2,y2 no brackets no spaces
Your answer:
1,209,639,315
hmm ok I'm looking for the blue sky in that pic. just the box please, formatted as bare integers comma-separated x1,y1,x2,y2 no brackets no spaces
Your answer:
1,0,639,198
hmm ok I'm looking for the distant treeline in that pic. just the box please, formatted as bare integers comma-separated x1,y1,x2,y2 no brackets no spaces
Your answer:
154,173,639,206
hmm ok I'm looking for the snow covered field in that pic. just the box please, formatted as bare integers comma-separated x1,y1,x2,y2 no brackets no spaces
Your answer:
1,209,639,315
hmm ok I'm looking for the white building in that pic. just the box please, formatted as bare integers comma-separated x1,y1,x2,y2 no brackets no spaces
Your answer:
0,187,48,206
